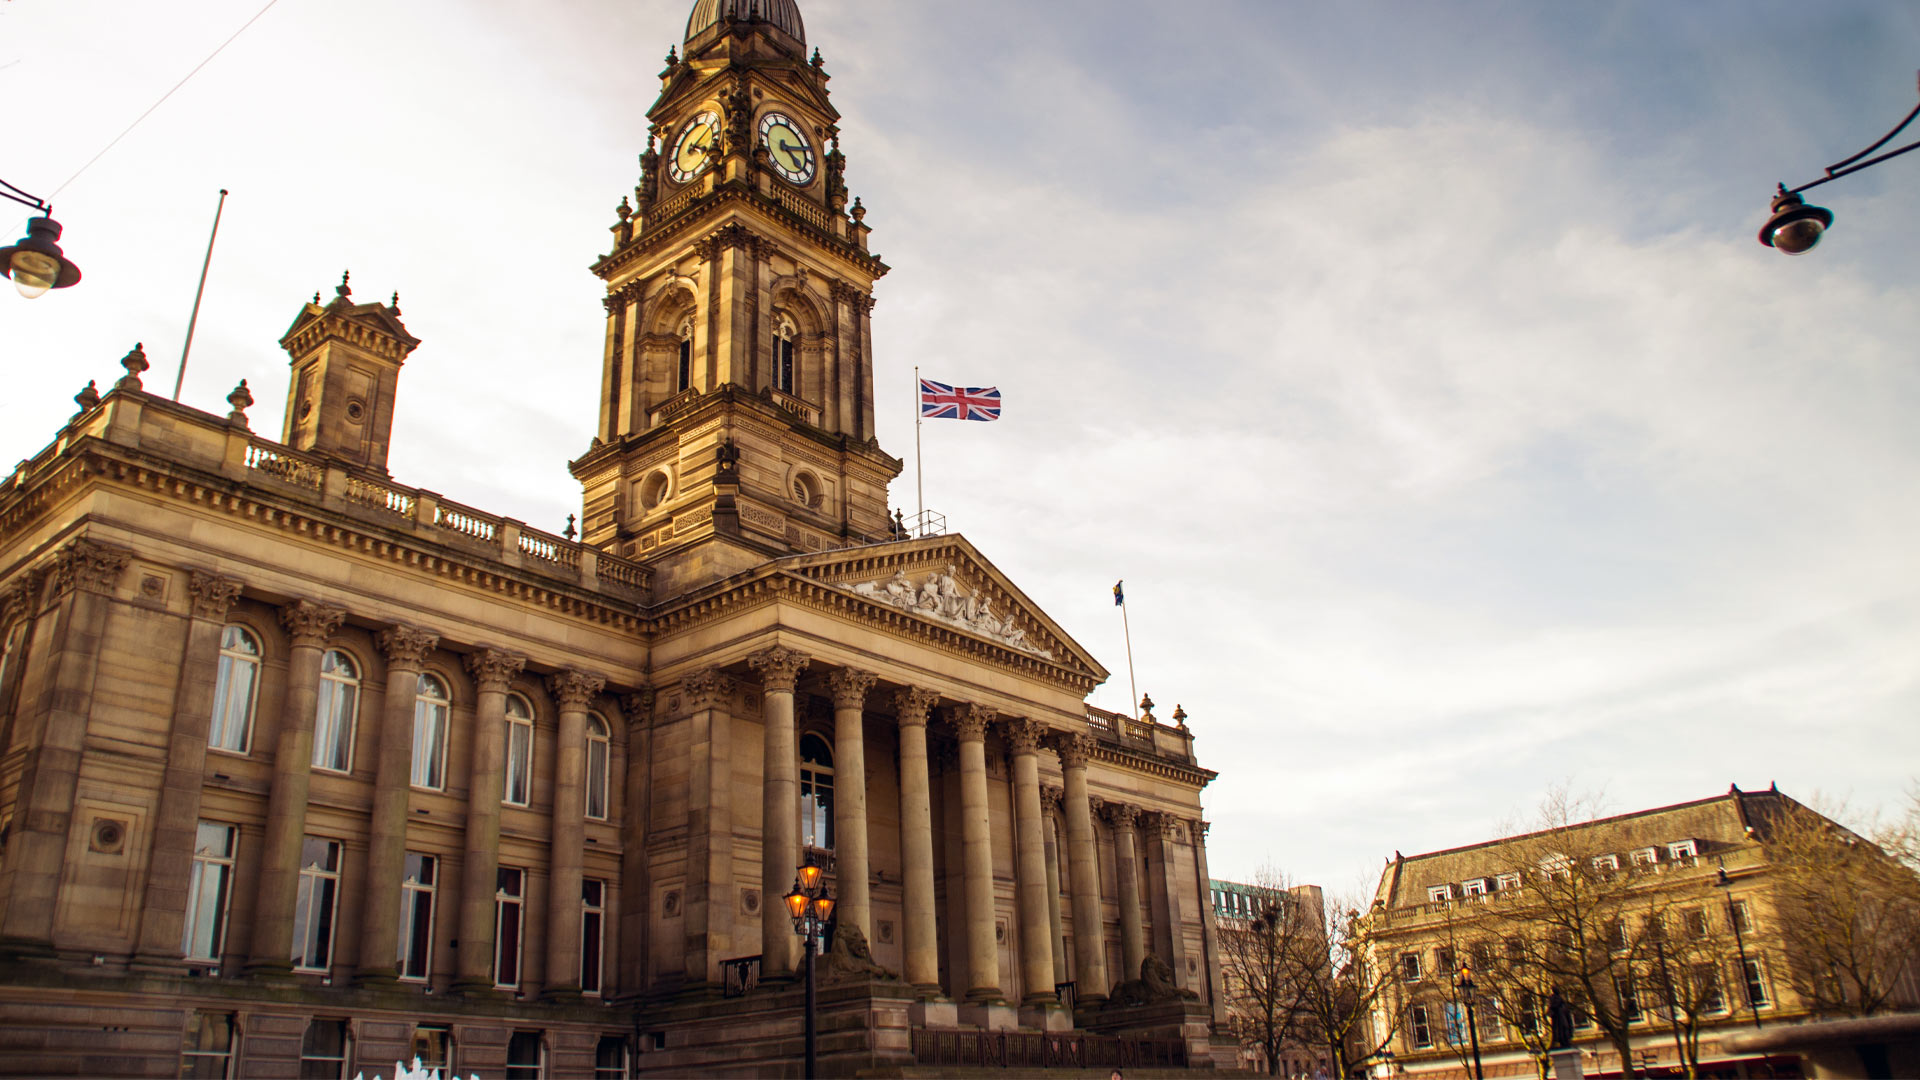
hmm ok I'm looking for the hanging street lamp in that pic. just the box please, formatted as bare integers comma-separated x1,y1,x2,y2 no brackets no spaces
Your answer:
1758,71,1920,255
0,180,82,298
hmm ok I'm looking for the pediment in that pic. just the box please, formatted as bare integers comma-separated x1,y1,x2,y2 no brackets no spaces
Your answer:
775,534,1109,681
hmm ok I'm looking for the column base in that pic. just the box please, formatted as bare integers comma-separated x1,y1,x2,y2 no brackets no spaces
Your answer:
128,954,191,977
1019,1001,1073,1031
910,997,959,1029
242,959,297,982
353,967,401,989
540,986,584,1005
449,977,505,1000
958,1001,1019,1031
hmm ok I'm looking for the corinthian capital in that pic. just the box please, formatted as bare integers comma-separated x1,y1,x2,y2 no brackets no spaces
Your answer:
624,686,656,729
1051,731,1096,770
747,645,811,693
892,686,938,728
1102,801,1140,829
548,669,607,710
279,600,348,647
949,703,995,743
47,538,132,598
187,572,244,621
1003,718,1049,755
828,668,878,710
376,625,440,670
463,648,527,692
1039,784,1064,815
683,667,736,711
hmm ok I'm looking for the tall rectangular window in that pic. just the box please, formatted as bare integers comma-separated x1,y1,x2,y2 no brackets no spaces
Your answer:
209,626,261,754
1741,958,1771,1009
181,1011,235,1079
1400,952,1423,981
594,1036,628,1080
410,1027,452,1076
582,878,606,996
585,715,610,820
506,1031,544,1080
1692,963,1726,1013
1729,899,1754,935
399,853,436,981
1409,1004,1433,1048
504,696,534,807
183,822,236,962
411,675,450,790
1616,974,1642,1022
300,1019,351,1080
311,650,360,773
293,836,341,972
495,867,524,989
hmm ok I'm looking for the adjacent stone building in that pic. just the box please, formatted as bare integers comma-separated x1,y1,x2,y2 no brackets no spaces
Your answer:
0,1,1230,1075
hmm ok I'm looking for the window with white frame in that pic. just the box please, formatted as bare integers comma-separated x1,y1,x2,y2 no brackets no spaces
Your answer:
1476,996,1502,1040
293,836,341,972
1435,946,1456,976
506,1031,544,1080
399,852,436,981
209,625,261,754
495,866,524,989
800,732,834,852
1541,854,1573,882
1400,952,1424,981
675,314,694,393
1740,957,1771,1008
585,713,610,821
1428,884,1454,903
1667,839,1698,862
1682,907,1709,939
771,311,798,394
1409,1004,1434,1048
1495,871,1521,892
312,650,359,773
1631,846,1660,868
503,693,534,807
594,1036,628,1080
1592,853,1621,873
410,1027,453,1076
582,878,606,996
300,1019,352,1080
410,674,451,790
183,821,236,962
1616,974,1642,1022
1461,878,1490,898
1692,963,1726,1013
181,1011,236,1079
1729,898,1755,935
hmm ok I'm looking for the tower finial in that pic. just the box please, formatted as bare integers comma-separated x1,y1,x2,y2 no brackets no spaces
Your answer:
337,270,352,298
811,47,824,69
117,343,149,391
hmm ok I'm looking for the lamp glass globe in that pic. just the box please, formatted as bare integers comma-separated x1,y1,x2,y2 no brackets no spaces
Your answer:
1771,217,1825,255
10,249,58,299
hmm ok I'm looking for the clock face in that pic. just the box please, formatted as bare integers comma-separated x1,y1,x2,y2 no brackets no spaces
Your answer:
669,111,720,184
758,112,815,186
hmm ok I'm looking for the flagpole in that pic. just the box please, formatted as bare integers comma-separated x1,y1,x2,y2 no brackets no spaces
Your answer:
1118,580,1139,720
174,188,229,401
913,364,924,537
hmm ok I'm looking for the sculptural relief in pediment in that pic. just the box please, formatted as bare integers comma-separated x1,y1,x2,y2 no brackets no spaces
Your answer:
842,563,1053,659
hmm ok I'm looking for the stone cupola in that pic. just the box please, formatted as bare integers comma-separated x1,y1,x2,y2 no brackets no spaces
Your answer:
277,272,419,475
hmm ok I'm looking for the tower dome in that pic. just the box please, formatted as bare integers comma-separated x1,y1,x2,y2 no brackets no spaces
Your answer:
685,0,804,45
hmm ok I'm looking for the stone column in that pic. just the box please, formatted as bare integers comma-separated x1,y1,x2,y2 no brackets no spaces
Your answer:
450,648,525,994
891,686,941,994
1039,784,1068,987
1145,812,1190,992
1005,719,1056,1005
952,704,1001,1003
1106,801,1146,985
131,570,242,970
356,625,439,984
1192,819,1229,1029
0,539,129,960
746,646,807,981
616,688,655,995
545,669,605,999
682,667,738,986
248,600,347,976
827,668,877,941
1053,733,1108,1002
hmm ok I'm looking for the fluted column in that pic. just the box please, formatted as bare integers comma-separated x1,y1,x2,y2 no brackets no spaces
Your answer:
1106,801,1146,985
357,625,439,984
617,688,655,995
545,668,605,999
682,667,738,986
828,668,877,940
248,600,346,977
1054,733,1108,1002
1145,812,1190,991
953,704,1001,1003
747,646,808,981
1039,784,1068,987
448,648,525,994
132,570,242,970
1005,719,1057,1005
892,687,941,994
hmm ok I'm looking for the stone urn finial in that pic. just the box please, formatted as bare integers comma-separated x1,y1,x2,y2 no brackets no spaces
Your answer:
563,513,577,541
1138,692,1155,721
850,196,866,223
336,270,351,299
117,343,149,391
1171,704,1188,730
73,379,100,415
226,378,254,426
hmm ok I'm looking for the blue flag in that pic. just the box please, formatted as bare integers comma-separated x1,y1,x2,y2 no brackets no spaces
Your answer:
1113,580,1125,606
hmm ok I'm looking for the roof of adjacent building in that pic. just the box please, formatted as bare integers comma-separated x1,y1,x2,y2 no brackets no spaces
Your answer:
686,0,805,44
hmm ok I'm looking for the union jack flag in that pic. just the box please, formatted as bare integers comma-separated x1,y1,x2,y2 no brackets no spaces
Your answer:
919,379,1002,422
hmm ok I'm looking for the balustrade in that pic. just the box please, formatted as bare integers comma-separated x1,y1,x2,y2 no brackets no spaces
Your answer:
244,443,323,490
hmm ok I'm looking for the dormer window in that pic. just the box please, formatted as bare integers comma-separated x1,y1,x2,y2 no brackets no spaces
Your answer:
1667,839,1699,863
1592,853,1621,873
1494,872,1521,892
1427,884,1454,904
772,311,797,394
1631,847,1660,868
1461,878,1490,898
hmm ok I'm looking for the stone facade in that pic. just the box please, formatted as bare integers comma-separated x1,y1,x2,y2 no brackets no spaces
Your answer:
0,2,1230,1076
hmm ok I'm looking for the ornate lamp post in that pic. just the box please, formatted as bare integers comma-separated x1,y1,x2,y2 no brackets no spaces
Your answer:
784,855,836,1080
1757,71,1920,254
1715,865,1763,1030
0,180,82,298
1456,964,1485,1080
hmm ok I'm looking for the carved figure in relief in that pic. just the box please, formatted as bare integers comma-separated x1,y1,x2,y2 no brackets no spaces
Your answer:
839,567,1054,659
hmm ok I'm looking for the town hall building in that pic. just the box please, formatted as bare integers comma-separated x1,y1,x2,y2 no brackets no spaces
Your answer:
0,1,1230,1075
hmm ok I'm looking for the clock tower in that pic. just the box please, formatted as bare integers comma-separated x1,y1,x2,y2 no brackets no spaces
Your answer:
571,0,900,599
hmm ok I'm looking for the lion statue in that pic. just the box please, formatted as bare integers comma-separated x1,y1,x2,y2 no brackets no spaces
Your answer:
1103,953,1198,1007
821,923,898,984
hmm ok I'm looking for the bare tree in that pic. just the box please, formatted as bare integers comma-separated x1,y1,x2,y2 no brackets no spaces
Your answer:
1639,898,1744,1079
1292,892,1406,1078
1218,869,1315,1075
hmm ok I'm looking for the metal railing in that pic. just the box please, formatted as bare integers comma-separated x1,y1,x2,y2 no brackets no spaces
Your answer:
721,955,761,998
910,1030,1185,1071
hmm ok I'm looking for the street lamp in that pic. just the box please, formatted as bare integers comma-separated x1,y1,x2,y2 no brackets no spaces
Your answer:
1456,964,1485,1080
1758,71,1920,254
1714,865,1763,1031
0,180,82,298
784,854,836,1080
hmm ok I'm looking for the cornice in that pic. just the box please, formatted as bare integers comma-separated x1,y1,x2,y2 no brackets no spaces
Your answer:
592,183,887,283
1089,740,1217,790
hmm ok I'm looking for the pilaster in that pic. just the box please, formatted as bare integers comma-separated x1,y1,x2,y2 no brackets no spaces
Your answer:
747,645,808,981
357,624,439,985
451,647,526,995
682,666,738,987
544,668,605,1000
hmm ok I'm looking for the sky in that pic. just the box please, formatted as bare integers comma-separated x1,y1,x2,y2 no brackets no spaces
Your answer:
5,0,1918,898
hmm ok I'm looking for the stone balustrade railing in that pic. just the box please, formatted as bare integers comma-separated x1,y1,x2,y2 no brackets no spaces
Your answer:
1084,705,1196,763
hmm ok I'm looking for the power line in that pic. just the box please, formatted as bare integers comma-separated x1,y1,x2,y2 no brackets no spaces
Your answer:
49,0,281,200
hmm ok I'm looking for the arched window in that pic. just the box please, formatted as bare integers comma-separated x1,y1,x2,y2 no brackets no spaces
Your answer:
209,625,261,754
799,732,834,852
771,312,797,394
312,650,360,773
676,314,695,392
503,694,534,807
411,674,451,790
585,714,610,821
